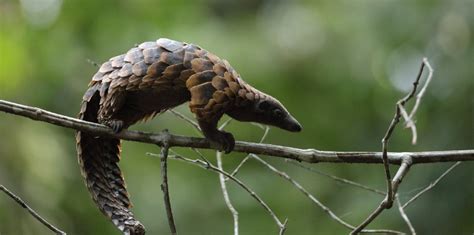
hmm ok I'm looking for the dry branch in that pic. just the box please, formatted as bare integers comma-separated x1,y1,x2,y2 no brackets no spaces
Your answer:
158,139,177,235
216,151,239,235
0,185,66,235
0,100,472,165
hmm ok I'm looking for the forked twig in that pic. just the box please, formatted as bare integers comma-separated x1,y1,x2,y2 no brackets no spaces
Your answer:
352,58,431,234
0,185,66,235
402,161,461,208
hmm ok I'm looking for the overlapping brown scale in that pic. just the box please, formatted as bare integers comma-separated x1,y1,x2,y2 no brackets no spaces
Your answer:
162,64,186,81
183,51,199,68
125,75,142,91
175,69,195,86
211,76,228,90
191,58,213,72
204,99,216,110
224,87,234,98
212,63,227,76
108,70,120,80
128,75,142,84
238,89,247,98
189,82,216,106
245,92,255,101
118,63,133,77
138,79,155,90
102,74,112,83
138,41,157,50
109,77,124,89
205,52,221,64
212,90,229,104
99,82,110,102
223,71,234,83
92,72,104,82
195,49,208,58
152,78,173,90
156,38,183,52
227,81,240,93
99,61,114,73
83,85,99,102
183,43,200,52
147,61,168,77
160,51,184,65
211,103,224,114
186,71,216,89
132,61,147,76
124,48,144,64
143,47,165,64
110,55,125,68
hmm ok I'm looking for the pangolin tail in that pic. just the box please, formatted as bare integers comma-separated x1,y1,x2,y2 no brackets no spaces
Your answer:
76,85,145,235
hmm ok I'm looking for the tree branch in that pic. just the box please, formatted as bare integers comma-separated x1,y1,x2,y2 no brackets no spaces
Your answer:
216,151,239,235
0,185,66,235
157,138,177,235
0,99,472,165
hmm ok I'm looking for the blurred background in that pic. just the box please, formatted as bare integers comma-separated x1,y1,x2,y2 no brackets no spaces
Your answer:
1,0,473,234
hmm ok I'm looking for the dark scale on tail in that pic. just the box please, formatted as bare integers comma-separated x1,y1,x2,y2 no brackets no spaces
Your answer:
76,38,301,234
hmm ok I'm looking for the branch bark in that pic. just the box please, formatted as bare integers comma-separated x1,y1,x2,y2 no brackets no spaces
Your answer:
0,99,472,165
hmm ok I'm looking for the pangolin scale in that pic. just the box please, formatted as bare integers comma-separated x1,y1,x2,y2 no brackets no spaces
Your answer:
76,38,301,234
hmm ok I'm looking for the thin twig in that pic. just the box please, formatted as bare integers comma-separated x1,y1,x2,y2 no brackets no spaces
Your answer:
230,126,270,178
398,106,417,146
0,99,472,164
150,152,287,233
400,58,434,145
251,155,403,234
216,151,239,235
286,160,385,195
396,196,416,235
219,118,233,130
402,161,461,208
158,137,177,235
229,156,251,177
408,59,434,126
0,185,66,235
169,109,200,131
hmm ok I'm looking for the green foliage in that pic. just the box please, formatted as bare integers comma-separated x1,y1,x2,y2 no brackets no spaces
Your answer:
0,0,472,234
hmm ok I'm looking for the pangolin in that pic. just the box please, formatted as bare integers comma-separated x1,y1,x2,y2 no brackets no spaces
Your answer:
76,38,302,234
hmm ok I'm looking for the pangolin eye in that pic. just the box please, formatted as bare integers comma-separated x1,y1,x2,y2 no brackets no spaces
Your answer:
273,108,283,118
